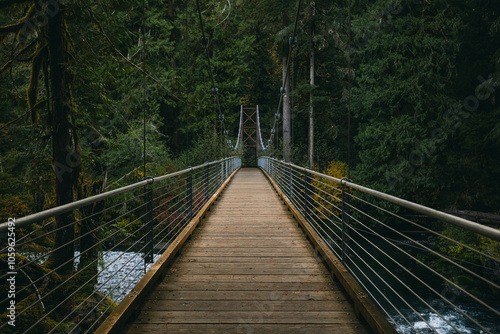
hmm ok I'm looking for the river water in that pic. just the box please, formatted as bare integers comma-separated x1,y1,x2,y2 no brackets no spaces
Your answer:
75,250,161,302
340,230,500,334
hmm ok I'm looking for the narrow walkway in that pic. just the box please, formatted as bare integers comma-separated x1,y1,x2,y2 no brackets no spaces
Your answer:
124,168,369,333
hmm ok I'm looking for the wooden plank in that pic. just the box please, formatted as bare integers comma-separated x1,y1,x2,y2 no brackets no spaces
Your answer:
94,167,241,334
165,274,332,283
117,169,373,334
180,249,313,257
156,281,337,291
166,266,328,275
134,311,360,324
169,262,328,270
175,256,319,263
124,324,369,334
148,290,345,301
141,299,351,312
188,240,311,248
260,167,398,334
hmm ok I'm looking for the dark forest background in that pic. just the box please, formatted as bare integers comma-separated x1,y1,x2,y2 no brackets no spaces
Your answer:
1,0,499,220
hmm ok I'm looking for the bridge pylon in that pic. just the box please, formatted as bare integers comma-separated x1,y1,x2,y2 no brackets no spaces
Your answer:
237,105,263,166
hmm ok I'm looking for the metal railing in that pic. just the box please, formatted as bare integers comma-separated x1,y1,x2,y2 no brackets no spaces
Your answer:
0,157,240,334
259,156,500,334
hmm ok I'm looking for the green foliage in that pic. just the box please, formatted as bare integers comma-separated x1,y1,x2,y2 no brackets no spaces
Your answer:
1,0,500,331
351,0,460,203
313,160,347,217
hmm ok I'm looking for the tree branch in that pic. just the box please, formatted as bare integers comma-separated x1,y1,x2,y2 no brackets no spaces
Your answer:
0,4,36,36
0,40,37,75
0,21,26,35
0,110,29,131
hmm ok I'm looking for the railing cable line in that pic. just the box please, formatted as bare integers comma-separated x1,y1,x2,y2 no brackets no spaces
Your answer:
259,156,500,333
344,227,465,333
0,200,148,304
262,157,500,241
347,258,417,334
346,195,500,289
349,191,500,263
12,207,151,330
345,201,500,320
0,157,241,333
352,225,498,271
45,226,154,334
343,210,495,333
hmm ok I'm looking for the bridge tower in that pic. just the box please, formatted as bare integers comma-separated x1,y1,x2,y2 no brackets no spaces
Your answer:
238,105,265,166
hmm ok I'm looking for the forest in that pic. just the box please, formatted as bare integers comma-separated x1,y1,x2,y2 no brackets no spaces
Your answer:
1,0,500,332
1,0,499,226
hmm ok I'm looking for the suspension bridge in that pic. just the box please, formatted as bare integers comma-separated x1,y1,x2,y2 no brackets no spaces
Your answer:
0,119,499,333
1,0,500,333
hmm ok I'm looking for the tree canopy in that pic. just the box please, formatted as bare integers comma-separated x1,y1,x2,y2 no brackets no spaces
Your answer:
1,0,499,221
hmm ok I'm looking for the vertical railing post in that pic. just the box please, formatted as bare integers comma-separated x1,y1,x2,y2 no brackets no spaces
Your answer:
289,164,294,201
187,172,193,221
278,162,283,191
304,171,311,220
217,161,223,184
270,159,274,180
144,187,154,264
341,179,351,268
271,160,275,181
204,164,209,202
220,160,224,183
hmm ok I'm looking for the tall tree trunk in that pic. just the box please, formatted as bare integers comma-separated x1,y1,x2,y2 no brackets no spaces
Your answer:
283,56,291,162
47,6,80,275
308,51,314,169
282,12,291,162
308,1,315,169
168,0,174,17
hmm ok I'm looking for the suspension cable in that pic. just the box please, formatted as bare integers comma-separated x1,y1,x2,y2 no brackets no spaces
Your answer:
347,0,352,178
142,0,147,177
262,0,303,154
194,0,233,154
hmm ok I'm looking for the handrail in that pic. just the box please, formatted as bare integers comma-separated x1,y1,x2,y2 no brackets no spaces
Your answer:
259,156,500,334
0,156,241,334
261,156,500,241
0,157,236,233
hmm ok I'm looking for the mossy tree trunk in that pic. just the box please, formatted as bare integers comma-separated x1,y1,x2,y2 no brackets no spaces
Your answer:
46,5,81,275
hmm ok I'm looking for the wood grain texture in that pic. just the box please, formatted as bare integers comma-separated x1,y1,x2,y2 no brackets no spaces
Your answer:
123,168,372,333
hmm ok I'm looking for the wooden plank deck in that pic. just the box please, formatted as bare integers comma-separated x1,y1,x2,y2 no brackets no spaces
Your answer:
123,168,370,333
